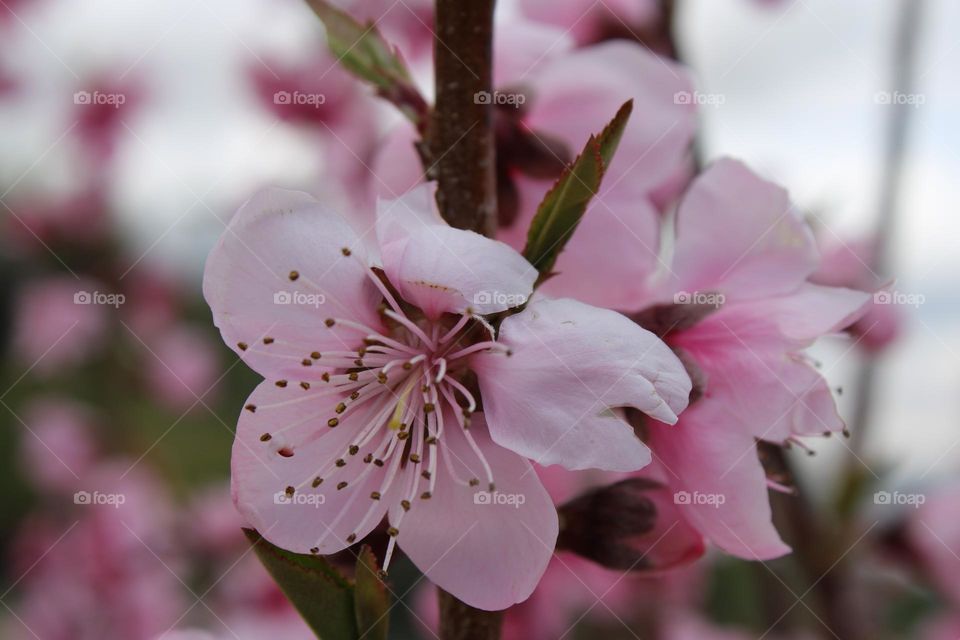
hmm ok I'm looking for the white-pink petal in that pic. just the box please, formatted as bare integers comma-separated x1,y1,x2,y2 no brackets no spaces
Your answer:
203,188,383,379
473,298,691,472
376,184,537,318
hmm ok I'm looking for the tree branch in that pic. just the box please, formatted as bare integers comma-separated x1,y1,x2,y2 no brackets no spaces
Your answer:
429,0,498,236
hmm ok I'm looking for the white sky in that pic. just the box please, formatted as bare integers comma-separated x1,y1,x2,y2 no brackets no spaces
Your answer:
1,0,957,487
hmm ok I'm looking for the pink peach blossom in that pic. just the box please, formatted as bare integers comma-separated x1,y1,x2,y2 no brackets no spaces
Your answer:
203,182,690,609
143,326,220,411
906,483,960,606
374,39,697,310
516,0,660,45
811,235,902,351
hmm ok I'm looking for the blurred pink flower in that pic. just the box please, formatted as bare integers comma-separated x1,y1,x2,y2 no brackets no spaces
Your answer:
5,463,185,640
517,0,659,45
375,38,697,310
72,75,144,166
660,614,755,640
3,187,109,254
143,326,220,412
203,182,690,609
906,484,960,606
19,397,98,492
12,275,110,376
811,235,902,351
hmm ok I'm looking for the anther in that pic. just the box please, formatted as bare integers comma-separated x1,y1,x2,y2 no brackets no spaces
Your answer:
288,270,300,281
370,491,381,500
387,527,399,537
312,477,323,488
354,359,364,367
348,445,360,455
421,470,431,480
311,351,321,360
378,372,388,384
348,372,359,381
350,391,360,400
263,337,274,345
300,381,310,390
237,342,248,351
374,459,385,467
397,431,410,440
310,547,319,554
469,478,479,487
325,318,335,327
346,533,357,543
335,402,347,414
341,247,352,256
488,483,496,492
423,403,435,413
409,453,421,463
245,404,257,413
337,481,348,490
420,492,432,500
425,436,438,445
328,418,339,428
285,486,295,496
363,453,373,463
400,500,411,511
275,380,288,388
259,433,271,442
321,372,331,382
301,359,312,366
278,447,294,457
335,459,346,467
402,362,413,370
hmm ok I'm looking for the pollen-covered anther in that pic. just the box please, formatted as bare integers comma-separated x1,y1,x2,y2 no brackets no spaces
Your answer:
341,247,352,256
409,453,421,463
400,499,411,511
237,342,248,351
259,433,271,441
327,418,339,428
346,533,357,543
335,459,346,467
370,491,381,500
396,431,409,441
425,436,438,445
300,382,310,390
245,404,257,413
423,403,435,413
378,372,388,384
312,477,323,488
373,459,385,467
325,318,335,328
350,391,360,400
468,478,480,487
310,547,319,554
421,470,431,480
263,337,274,345
335,402,347,414
337,481,348,490
402,362,413,370
288,270,300,281
321,372,331,382
348,445,360,455
420,492,432,500
348,373,359,382
275,380,288,388
285,486,295,496
310,351,321,360
301,359,312,366
387,527,399,537
363,453,373,463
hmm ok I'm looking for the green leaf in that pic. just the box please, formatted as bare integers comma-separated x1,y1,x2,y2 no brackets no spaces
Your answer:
522,100,633,283
244,528,358,640
353,546,390,640
303,0,427,126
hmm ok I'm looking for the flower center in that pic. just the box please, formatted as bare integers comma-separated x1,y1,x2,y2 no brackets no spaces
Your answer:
258,265,509,570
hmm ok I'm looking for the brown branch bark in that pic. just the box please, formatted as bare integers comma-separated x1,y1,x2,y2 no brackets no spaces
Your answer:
430,1,503,637
429,0,498,237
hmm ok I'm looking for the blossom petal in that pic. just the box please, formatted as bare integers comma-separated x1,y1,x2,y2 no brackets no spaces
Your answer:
661,159,818,302
231,381,393,555
648,401,791,560
376,183,537,318
392,412,557,611
473,298,690,472
203,188,383,378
